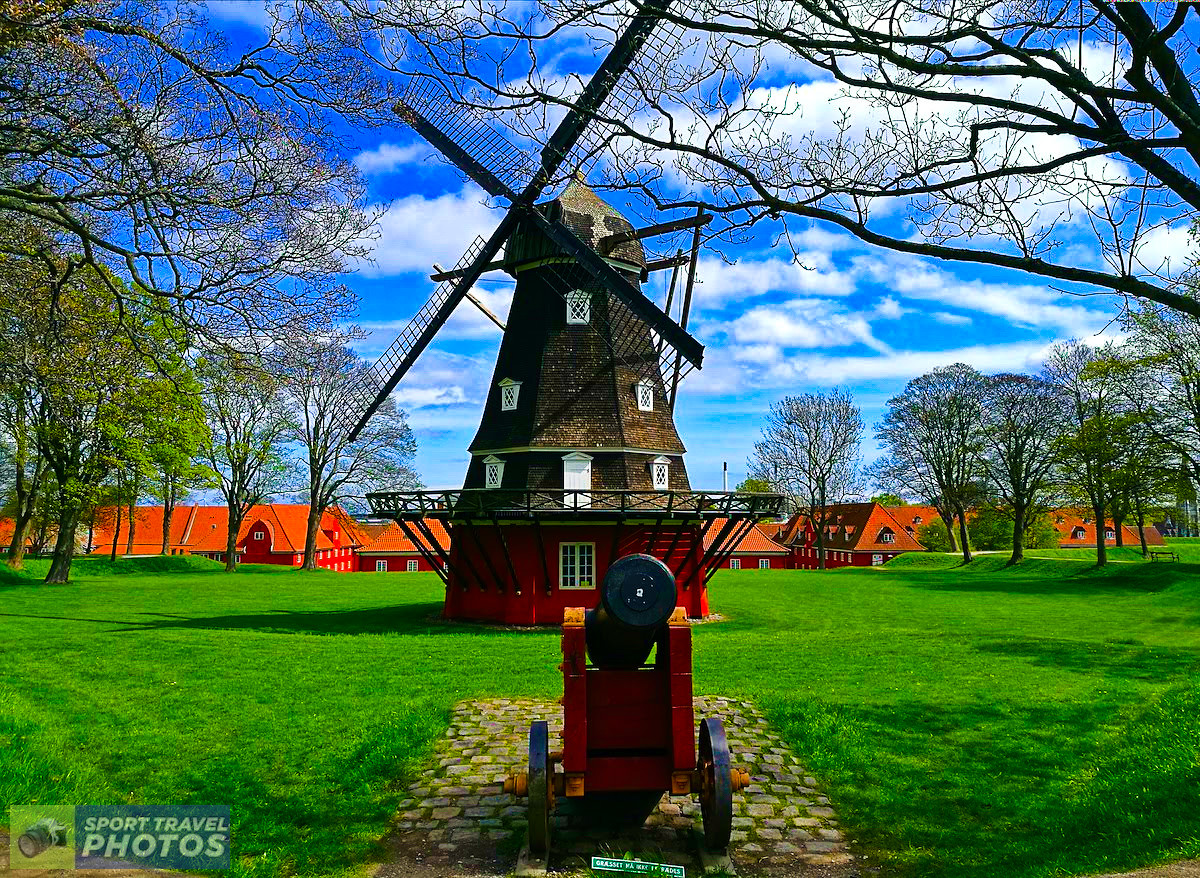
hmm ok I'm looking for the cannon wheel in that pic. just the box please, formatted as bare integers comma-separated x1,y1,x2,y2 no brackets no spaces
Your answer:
527,721,553,854
698,717,733,850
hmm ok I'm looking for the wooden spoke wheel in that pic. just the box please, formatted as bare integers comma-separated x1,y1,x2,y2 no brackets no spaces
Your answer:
698,717,733,850
527,721,553,854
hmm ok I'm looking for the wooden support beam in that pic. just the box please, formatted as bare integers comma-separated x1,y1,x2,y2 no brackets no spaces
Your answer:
491,517,521,593
533,518,553,595
429,259,506,282
599,213,712,250
395,518,450,586
431,262,506,330
645,253,690,274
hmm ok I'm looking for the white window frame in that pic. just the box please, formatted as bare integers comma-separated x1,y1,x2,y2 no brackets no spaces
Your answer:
407,559,419,573
759,558,770,569
499,377,521,411
651,455,670,491
562,452,593,508
484,455,505,489
912,516,923,524
879,530,895,544
729,558,741,570
635,381,654,412
253,531,264,541
376,560,387,573
559,542,595,589
566,290,591,325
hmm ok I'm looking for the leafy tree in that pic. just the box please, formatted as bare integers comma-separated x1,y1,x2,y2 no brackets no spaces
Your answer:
968,505,1058,552
736,477,772,493
871,493,907,507
976,374,1065,565
277,331,419,570
917,520,953,553
748,389,863,569
1045,341,1126,566
873,364,985,563
198,353,294,573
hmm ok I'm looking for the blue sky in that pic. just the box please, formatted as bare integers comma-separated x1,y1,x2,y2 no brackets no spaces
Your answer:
210,4,1194,491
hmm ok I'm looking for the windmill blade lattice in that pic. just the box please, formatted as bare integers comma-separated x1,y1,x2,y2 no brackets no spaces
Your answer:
347,225,510,441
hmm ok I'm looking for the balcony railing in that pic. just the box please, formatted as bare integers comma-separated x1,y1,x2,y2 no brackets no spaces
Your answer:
366,488,788,520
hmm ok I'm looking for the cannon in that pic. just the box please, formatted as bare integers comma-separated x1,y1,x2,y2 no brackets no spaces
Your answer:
504,554,750,857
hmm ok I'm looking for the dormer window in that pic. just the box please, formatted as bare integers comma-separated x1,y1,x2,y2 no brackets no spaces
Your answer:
484,455,505,489
562,452,593,508
876,527,896,544
566,290,591,325
635,381,654,412
499,378,521,411
1071,526,1086,540
912,515,923,524
651,455,670,490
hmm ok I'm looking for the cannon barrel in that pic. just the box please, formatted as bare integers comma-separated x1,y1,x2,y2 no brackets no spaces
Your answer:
585,554,678,669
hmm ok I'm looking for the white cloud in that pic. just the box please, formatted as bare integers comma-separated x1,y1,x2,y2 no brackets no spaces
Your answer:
355,188,500,277
727,300,892,354
694,252,851,305
1132,222,1199,278
203,0,276,28
353,142,432,174
930,311,972,326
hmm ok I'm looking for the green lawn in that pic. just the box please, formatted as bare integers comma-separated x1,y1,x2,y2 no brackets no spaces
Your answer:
2,548,1199,878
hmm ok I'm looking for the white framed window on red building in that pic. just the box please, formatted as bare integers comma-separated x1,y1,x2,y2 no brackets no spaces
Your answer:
407,559,419,572
376,560,387,572
729,558,741,570
559,542,595,589
759,558,770,569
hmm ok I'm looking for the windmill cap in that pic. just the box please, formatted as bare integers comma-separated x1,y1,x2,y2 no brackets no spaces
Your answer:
505,175,648,274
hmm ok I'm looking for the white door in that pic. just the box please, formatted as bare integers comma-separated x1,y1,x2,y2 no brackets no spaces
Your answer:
563,457,592,508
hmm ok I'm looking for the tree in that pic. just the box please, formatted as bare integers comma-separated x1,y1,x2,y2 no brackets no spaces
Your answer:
735,477,772,493
198,354,293,573
967,504,1058,552
1044,341,1124,567
976,373,1065,564
917,520,953,553
277,332,419,570
748,389,863,569
874,364,985,563
380,2,1200,319
871,493,907,507
0,1,383,344
13,265,188,583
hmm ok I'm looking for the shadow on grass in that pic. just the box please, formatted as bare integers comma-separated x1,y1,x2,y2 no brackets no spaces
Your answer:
975,636,1200,681
901,559,1200,595
767,684,1200,878
0,602,555,637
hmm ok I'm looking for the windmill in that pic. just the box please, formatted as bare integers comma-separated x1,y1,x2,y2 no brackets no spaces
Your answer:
349,0,784,624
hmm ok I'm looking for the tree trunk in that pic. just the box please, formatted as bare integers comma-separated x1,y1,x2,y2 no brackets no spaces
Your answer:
302,501,323,570
1135,504,1150,557
956,505,973,564
160,476,175,555
1009,503,1026,566
110,499,122,562
125,478,138,554
1112,511,1125,547
7,503,36,568
225,505,242,572
815,524,826,571
939,510,958,553
45,503,82,583
1093,502,1108,567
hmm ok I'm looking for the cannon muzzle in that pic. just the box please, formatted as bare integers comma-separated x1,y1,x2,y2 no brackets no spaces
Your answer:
585,554,678,669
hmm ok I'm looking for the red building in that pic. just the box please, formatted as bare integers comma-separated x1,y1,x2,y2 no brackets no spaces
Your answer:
706,519,790,570
776,503,926,569
91,504,367,570
1048,510,1166,548
358,520,450,572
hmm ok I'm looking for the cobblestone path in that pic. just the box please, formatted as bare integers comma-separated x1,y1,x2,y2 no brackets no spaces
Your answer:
376,697,857,877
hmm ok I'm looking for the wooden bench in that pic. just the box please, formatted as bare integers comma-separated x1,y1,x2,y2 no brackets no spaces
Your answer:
1149,548,1179,562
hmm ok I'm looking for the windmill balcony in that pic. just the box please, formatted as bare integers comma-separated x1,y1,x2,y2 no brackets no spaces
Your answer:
366,488,787,521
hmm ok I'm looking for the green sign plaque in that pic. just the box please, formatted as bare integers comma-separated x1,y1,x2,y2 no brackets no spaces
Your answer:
591,856,685,877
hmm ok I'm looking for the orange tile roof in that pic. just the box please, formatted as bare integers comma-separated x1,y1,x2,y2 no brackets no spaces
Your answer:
774,503,926,553
360,520,451,554
1049,509,1165,547
90,504,366,556
702,519,789,554
882,505,943,535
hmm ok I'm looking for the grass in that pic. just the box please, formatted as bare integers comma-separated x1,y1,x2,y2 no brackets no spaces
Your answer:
2,548,1199,877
